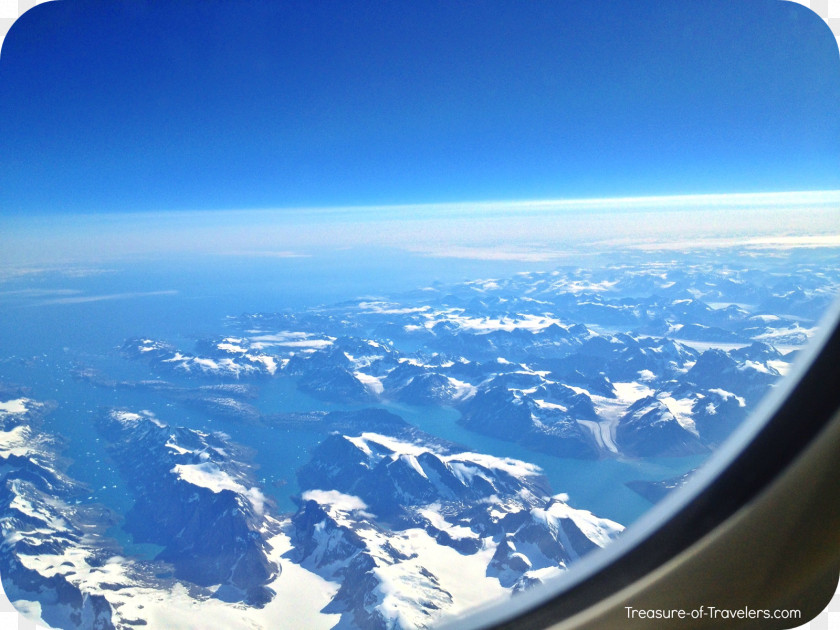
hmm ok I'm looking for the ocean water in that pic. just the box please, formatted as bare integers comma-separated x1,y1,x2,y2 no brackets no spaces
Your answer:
0,248,702,550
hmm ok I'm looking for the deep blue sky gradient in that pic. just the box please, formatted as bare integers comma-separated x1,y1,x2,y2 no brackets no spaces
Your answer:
1,0,838,215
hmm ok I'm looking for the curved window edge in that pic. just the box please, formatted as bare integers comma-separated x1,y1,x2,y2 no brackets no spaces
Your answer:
448,294,840,629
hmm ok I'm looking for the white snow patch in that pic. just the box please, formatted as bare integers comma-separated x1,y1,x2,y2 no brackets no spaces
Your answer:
533,399,567,411
400,454,428,479
172,462,265,514
344,435,375,458
708,388,746,407
193,357,220,371
10,509,339,630
0,399,29,415
365,527,507,627
613,382,654,403
345,433,542,482
110,409,164,428
0,425,38,459
566,385,592,397
637,369,656,382
767,359,789,375
657,394,697,433
741,360,775,375
357,301,430,315
354,372,384,395
427,311,564,334
750,314,780,322
247,353,277,374
258,529,341,629
217,341,247,354
301,489,370,513
533,497,624,549
448,452,541,480
354,433,440,459
164,439,192,455
549,279,617,294
418,505,475,540
447,376,476,400
248,332,334,350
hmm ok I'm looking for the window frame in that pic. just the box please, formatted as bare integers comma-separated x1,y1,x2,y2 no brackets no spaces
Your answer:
452,298,840,629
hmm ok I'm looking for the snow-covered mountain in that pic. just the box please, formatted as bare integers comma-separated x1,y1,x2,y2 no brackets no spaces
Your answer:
95,409,278,605
0,393,120,629
0,393,622,629
291,430,623,628
121,259,812,462
2,251,835,629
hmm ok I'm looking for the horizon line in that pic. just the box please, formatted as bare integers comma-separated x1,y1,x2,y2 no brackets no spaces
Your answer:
3,189,839,225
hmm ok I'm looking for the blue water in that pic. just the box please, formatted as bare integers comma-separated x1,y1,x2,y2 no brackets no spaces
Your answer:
0,249,702,552
378,401,704,525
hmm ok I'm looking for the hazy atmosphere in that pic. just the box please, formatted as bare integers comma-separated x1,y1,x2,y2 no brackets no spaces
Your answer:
0,2,838,629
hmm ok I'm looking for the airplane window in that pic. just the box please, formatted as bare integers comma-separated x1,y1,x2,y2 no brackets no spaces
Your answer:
0,2,838,630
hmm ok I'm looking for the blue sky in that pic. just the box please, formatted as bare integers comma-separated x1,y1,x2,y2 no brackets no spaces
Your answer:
0,0,839,215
